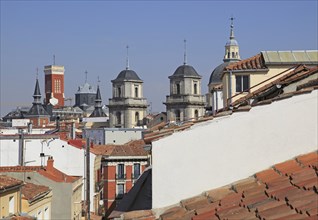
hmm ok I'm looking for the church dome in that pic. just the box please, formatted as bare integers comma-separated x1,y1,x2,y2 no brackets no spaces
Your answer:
76,82,96,94
209,62,231,85
225,39,239,46
113,69,141,82
171,64,200,77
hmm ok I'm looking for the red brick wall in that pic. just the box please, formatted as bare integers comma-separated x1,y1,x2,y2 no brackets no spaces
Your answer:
45,74,64,107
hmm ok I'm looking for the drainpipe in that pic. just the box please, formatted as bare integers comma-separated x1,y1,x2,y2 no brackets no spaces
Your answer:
215,91,219,113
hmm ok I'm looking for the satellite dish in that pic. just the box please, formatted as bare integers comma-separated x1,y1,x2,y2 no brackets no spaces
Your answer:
49,97,58,106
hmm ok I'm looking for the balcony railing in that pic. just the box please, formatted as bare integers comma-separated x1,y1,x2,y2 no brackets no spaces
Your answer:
109,98,147,106
165,95,205,104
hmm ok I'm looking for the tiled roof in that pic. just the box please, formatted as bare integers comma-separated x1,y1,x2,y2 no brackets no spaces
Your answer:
231,65,318,107
224,53,267,71
22,182,51,202
0,175,23,191
90,139,148,157
151,151,318,220
0,166,80,183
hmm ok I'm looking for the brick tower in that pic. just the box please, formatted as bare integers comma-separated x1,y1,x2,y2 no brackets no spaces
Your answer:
44,65,65,107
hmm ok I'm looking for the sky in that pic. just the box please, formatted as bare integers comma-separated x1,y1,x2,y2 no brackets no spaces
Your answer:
1,0,317,117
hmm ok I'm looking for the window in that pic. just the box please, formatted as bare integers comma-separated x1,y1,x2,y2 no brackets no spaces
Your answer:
55,79,61,93
175,110,181,122
227,52,230,58
116,112,121,125
135,112,139,123
235,75,250,93
117,87,121,97
194,110,199,120
9,196,14,214
232,52,235,58
117,164,125,179
117,184,125,198
194,83,198,94
133,163,140,179
44,207,49,220
135,86,138,98
176,83,180,95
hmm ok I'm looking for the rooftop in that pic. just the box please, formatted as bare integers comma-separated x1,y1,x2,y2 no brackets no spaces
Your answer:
119,151,318,219
0,175,23,191
22,182,51,202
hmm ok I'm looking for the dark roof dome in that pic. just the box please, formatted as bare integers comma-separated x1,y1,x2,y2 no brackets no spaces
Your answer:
172,64,200,77
113,69,141,82
209,62,231,84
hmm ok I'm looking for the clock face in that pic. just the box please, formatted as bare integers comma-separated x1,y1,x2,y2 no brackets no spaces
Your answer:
49,97,58,106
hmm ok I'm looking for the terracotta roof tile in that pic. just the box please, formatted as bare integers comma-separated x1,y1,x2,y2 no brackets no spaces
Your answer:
297,152,318,168
156,152,318,220
22,182,50,202
122,210,154,220
0,175,23,190
225,54,267,71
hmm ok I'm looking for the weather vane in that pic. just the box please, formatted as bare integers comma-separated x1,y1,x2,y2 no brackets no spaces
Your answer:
184,39,187,65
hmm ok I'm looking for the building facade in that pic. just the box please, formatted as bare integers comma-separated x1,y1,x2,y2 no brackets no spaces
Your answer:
91,140,148,216
222,50,318,107
108,66,148,128
44,65,65,107
74,82,96,111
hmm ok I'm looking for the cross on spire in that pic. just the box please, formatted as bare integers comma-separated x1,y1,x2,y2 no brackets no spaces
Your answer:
183,39,187,65
97,76,100,85
85,70,88,83
36,67,39,79
126,45,130,70
230,16,235,39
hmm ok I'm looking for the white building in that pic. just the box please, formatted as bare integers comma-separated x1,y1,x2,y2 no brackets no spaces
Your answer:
0,132,96,212
152,89,318,209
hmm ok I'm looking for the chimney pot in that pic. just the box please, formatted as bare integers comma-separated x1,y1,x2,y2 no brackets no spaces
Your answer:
47,156,54,172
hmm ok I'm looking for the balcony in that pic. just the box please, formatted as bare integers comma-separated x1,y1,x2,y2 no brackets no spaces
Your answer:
108,97,148,107
165,95,205,105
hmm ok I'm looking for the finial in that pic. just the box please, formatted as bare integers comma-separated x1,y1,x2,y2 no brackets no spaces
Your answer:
183,39,187,65
126,45,129,70
53,54,56,65
85,70,88,83
36,67,39,79
230,16,235,39
97,76,100,85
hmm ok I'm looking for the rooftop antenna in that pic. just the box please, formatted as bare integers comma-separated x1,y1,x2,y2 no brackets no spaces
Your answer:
53,54,56,65
183,39,187,65
85,70,88,83
126,45,129,70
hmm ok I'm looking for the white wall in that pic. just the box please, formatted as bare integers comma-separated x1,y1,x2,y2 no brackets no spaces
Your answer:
152,90,318,208
0,137,96,211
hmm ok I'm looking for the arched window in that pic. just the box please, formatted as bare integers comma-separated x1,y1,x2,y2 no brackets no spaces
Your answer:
176,83,180,95
232,52,235,58
227,52,230,58
117,87,121,97
135,112,139,123
116,112,121,125
194,83,198,94
175,110,181,122
194,110,199,120
135,87,138,98
236,52,238,58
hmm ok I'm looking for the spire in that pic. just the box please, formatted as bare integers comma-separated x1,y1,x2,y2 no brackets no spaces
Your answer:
85,70,88,83
230,16,235,40
126,45,129,70
33,78,41,98
183,39,187,65
95,77,101,101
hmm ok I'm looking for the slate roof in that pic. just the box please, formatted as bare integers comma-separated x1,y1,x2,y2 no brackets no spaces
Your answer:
76,82,96,94
209,62,232,85
90,86,107,118
170,64,201,78
112,69,142,82
90,139,147,157
22,182,51,202
0,175,23,191
118,152,318,220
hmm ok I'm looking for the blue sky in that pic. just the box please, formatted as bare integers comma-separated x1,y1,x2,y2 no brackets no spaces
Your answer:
1,1,317,116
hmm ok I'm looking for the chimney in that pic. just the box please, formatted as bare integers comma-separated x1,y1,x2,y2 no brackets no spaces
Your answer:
47,156,54,172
